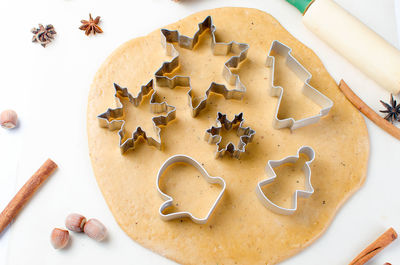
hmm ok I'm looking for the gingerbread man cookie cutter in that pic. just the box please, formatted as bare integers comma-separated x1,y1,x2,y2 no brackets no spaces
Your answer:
155,16,249,117
97,80,176,153
266,40,333,130
204,112,256,159
156,155,226,224
256,146,315,215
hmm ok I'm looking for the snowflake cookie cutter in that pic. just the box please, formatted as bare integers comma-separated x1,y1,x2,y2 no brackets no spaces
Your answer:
156,155,226,224
266,40,333,130
204,112,255,159
255,146,315,215
97,80,176,153
155,16,249,117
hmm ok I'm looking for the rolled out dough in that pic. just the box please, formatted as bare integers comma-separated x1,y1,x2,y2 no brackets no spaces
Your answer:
87,7,369,265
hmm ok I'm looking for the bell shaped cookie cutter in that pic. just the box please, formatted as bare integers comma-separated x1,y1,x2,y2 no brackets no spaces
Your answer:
204,112,255,159
155,16,249,117
97,80,176,153
256,146,315,215
156,155,226,224
266,40,333,130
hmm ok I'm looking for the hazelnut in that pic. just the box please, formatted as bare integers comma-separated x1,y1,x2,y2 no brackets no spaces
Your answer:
0,110,18,129
65,213,86,233
50,228,69,249
84,218,107,241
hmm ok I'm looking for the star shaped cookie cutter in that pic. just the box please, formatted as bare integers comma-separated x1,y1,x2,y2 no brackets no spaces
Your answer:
97,80,176,153
204,112,255,159
155,16,249,117
255,146,315,215
156,155,226,224
266,40,333,130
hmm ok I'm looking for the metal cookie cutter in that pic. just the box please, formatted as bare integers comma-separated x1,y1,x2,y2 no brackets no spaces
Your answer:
256,146,315,215
266,40,333,130
204,112,255,159
97,80,176,153
156,155,226,224
155,16,249,117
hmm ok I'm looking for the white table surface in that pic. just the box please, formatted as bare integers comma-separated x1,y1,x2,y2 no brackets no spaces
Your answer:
0,0,399,264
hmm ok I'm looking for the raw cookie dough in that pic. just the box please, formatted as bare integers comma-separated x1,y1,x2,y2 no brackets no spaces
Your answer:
87,7,369,265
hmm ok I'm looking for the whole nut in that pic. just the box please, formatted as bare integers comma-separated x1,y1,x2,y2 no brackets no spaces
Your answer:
65,213,86,233
84,218,107,241
50,228,69,249
0,110,18,129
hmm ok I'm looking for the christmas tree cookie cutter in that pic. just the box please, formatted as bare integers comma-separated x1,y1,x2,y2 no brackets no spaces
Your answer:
97,80,176,153
256,146,315,215
155,16,249,117
266,40,333,130
156,155,226,224
204,112,256,159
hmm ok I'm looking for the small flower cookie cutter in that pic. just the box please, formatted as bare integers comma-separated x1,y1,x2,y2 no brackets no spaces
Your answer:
256,146,315,215
97,80,176,153
156,154,226,224
204,112,256,159
266,40,333,130
155,16,249,117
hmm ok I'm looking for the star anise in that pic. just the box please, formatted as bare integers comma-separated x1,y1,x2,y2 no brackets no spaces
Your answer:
31,24,57,48
379,94,400,123
79,14,103,36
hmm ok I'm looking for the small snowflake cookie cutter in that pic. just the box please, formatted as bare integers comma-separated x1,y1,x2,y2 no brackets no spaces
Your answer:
204,112,255,159
97,80,176,153
156,155,226,224
256,146,315,215
155,16,249,117
266,40,333,130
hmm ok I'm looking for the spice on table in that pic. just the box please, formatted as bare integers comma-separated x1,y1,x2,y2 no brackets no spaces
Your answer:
84,218,107,241
349,227,397,265
338,80,400,141
50,228,69,249
0,109,18,129
31,24,57,48
79,14,103,36
65,213,86,233
0,159,58,235
379,94,400,124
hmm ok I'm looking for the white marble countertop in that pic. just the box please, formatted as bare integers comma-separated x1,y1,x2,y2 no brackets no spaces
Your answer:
0,0,399,264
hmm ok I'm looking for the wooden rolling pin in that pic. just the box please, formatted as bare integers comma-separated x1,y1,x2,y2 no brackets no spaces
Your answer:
287,0,400,94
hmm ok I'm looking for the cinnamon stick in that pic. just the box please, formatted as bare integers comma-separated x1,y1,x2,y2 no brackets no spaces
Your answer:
338,79,400,141
0,159,58,234
349,228,397,265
